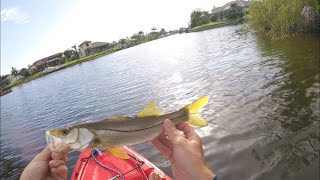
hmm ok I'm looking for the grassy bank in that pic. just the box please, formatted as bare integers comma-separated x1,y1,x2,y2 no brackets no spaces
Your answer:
65,47,118,67
4,47,119,89
5,72,43,89
191,21,226,30
248,0,320,39
190,20,241,32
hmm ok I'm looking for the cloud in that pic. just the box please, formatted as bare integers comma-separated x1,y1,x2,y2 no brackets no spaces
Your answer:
1,7,30,24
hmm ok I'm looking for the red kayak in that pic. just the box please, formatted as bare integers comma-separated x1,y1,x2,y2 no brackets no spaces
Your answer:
71,146,172,180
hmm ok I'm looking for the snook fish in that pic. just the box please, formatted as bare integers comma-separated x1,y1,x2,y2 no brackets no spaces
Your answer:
45,96,209,159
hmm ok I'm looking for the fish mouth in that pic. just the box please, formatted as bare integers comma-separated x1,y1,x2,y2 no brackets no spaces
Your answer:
45,131,68,152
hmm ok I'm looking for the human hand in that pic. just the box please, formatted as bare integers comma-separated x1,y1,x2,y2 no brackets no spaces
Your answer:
20,146,69,180
151,119,215,180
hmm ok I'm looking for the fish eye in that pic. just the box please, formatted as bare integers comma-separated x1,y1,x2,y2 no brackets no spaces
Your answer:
61,128,69,135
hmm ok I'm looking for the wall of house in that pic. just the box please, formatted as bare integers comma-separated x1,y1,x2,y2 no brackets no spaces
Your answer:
79,43,92,58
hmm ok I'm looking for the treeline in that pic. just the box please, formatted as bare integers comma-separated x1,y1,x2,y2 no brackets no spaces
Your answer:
189,5,244,29
248,0,320,38
116,27,178,48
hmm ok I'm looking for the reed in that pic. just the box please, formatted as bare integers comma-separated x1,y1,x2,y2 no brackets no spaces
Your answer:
248,0,319,39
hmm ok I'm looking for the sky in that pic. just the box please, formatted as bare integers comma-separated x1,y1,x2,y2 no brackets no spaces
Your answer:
1,0,230,75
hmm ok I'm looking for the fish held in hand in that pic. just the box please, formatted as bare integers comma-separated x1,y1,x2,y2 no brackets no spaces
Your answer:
45,96,209,159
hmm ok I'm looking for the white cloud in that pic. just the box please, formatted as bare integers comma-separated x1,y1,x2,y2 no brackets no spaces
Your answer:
1,7,30,24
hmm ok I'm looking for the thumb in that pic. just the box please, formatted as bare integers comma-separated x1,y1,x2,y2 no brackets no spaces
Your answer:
34,146,52,162
163,119,181,144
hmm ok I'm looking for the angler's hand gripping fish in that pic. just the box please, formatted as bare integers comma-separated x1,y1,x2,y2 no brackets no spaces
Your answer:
45,96,209,159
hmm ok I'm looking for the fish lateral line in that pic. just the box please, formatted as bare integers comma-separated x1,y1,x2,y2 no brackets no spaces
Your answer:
94,114,187,132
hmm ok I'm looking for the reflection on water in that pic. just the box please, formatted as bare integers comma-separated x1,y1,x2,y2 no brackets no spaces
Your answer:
1,25,319,180
257,34,319,132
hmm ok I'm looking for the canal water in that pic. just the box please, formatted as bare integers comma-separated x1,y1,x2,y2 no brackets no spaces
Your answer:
1,25,319,180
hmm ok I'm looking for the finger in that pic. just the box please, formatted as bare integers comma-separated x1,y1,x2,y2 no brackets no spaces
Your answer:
156,173,160,180
176,123,200,141
51,165,68,174
163,119,181,144
61,147,70,154
49,160,65,168
158,137,173,150
51,152,68,163
34,146,52,161
151,139,172,159
149,172,156,180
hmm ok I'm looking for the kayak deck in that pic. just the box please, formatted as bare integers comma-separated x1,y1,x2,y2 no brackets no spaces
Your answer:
71,146,171,180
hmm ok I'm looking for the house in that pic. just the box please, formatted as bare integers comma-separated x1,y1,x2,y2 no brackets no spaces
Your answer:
5,74,23,84
212,0,250,20
29,52,63,72
78,40,113,58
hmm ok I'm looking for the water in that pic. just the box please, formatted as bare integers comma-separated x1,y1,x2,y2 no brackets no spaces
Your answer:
1,25,319,180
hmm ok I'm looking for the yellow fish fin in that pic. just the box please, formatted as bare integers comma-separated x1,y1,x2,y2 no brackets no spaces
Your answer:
183,96,209,127
104,145,130,159
137,100,164,117
109,116,129,121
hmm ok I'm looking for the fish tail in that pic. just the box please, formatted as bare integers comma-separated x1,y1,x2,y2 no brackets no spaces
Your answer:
183,96,209,127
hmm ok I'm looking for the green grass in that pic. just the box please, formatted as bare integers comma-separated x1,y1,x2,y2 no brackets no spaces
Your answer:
191,21,226,30
248,0,320,39
5,48,118,89
5,71,43,89
65,48,116,67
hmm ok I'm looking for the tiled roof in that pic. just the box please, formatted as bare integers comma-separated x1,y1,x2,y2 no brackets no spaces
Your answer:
78,40,92,46
32,52,63,66
91,42,110,48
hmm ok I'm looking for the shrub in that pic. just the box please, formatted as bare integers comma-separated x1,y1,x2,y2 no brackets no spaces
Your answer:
248,0,320,38
19,68,30,77
226,12,244,20
210,15,217,22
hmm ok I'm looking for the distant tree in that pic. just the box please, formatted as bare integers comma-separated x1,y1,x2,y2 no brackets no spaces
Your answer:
230,3,239,13
138,31,144,35
151,27,157,32
159,28,166,35
130,33,142,44
72,44,77,51
1,74,9,80
0,75,10,87
63,49,73,61
71,50,80,60
119,38,127,46
190,9,203,28
19,68,30,77
11,67,18,77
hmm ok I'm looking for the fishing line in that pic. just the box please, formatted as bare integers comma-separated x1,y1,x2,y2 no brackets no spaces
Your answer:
91,149,125,180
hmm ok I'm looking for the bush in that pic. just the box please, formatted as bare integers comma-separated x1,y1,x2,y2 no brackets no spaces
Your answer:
248,0,320,38
226,12,244,20
210,15,217,22
19,68,30,77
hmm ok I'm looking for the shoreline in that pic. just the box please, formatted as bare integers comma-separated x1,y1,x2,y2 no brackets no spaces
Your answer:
3,21,242,90
4,49,118,90
190,20,241,32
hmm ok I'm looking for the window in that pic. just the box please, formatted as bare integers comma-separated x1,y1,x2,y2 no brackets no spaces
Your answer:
86,43,89,47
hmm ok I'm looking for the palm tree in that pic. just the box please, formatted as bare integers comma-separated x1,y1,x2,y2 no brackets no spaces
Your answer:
159,28,166,35
63,49,73,62
10,67,19,82
151,27,157,32
11,67,18,77
119,38,127,46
